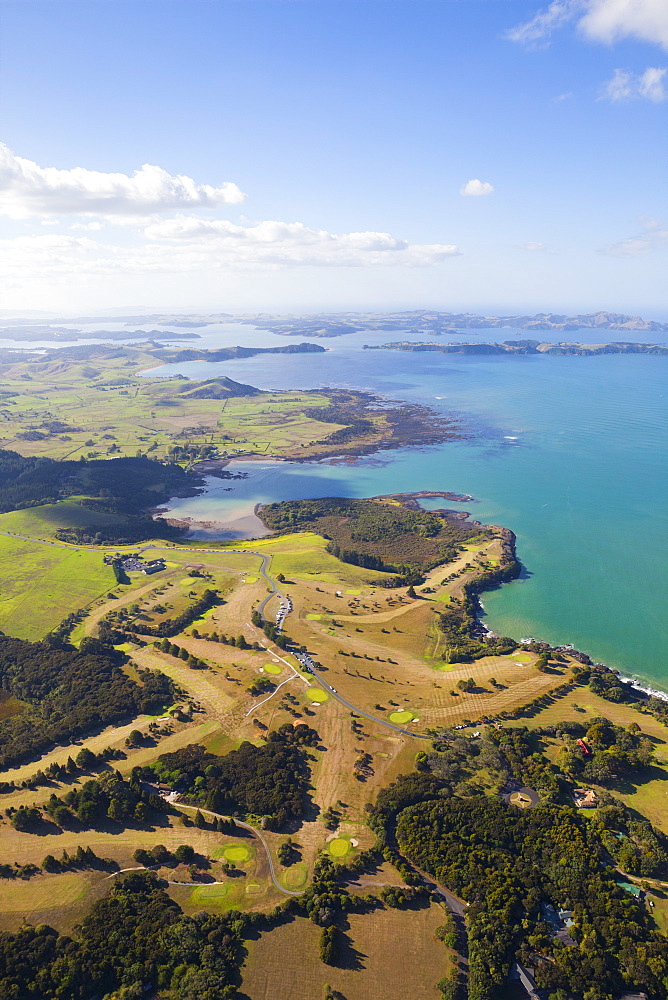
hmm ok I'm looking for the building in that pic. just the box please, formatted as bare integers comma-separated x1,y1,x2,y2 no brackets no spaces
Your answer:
573,788,598,809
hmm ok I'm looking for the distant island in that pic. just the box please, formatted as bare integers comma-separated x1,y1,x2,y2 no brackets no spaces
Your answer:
237,309,668,338
0,326,201,342
4,308,667,341
364,339,668,356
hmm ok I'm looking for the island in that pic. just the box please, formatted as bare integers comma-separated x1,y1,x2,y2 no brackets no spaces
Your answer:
364,338,668,356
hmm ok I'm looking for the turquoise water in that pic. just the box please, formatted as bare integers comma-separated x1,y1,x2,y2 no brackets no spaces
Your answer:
147,331,667,689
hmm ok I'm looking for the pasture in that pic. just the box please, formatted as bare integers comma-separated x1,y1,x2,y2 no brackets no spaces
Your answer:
0,534,113,639
239,903,453,1000
0,346,398,464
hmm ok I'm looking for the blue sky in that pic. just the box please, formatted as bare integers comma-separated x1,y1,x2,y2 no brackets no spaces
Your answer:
0,0,666,317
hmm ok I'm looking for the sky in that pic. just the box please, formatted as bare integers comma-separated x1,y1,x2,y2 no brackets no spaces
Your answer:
0,0,666,318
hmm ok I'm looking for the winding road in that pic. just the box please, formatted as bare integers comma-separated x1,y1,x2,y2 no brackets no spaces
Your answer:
177,803,305,896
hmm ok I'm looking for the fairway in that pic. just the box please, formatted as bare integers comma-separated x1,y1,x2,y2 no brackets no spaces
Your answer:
388,709,414,724
306,687,328,703
189,883,229,908
328,838,351,858
0,535,113,639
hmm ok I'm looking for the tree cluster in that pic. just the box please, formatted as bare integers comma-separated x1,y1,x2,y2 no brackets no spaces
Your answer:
149,724,318,827
0,634,174,767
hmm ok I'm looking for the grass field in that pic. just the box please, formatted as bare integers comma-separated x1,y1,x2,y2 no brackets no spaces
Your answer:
239,904,453,1000
0,534,114,638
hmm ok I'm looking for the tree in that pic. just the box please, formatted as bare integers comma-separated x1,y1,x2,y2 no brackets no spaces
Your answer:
319,926,339,965
193,809,206,829
76,747,96,769
107,798,125,822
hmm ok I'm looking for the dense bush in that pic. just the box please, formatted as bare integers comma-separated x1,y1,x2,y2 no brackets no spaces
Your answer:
259,496,482,572
0,871,250,999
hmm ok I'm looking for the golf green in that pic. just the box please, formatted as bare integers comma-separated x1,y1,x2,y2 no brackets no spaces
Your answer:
223,844,251,863
388,709,414,724
307,687,328,703
329,838,351,858
263,663,282,675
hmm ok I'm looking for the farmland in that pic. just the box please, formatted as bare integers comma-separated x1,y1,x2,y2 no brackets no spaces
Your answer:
0,343,459,466
0,533,113,639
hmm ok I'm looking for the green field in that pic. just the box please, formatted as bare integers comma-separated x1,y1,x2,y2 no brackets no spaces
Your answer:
0,535,113,639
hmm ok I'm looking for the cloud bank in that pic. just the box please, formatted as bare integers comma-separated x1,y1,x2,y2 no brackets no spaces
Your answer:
0,143,245,219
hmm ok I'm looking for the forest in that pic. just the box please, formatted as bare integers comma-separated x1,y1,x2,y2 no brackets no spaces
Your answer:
368,716,668,1000
0,871,251,999
0,634,174,767
149,723,319,827
396,796,668,999
0,449,200,541
258,496,483,571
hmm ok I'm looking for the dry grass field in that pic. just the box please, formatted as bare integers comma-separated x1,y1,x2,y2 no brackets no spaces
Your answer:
238,903,453,1000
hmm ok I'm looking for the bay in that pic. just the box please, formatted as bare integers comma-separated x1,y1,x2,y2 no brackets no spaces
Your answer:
148,329,667,692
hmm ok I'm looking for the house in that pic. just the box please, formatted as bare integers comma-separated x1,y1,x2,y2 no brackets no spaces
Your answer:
508,961,540,1000
118,556,165,575
541,902,577,946
573,788,598,809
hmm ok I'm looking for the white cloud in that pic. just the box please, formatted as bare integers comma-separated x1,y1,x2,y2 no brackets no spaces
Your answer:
580,0,668,49
601,225,668,255
518,242,549,251
0,222,460,286
505,0,584,46
460,179,494,197
507,0,668,50
143,215,460,267
602,66,667,100
0,143,245,219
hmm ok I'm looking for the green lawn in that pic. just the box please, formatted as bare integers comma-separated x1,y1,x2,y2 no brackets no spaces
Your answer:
0,535,113,639
0,501,127,542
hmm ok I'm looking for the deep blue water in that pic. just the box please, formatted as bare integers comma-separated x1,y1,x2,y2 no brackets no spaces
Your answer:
138,325,668,691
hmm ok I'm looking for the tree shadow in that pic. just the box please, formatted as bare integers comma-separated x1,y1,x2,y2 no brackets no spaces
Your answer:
334,922,365,972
